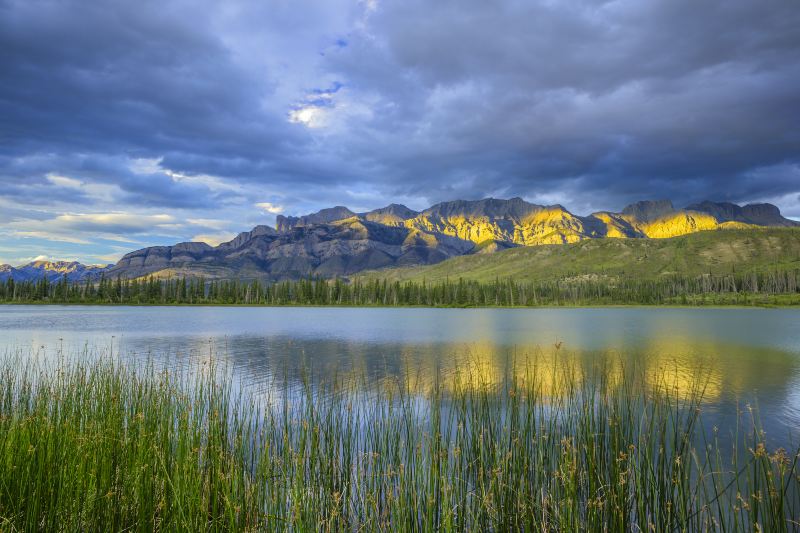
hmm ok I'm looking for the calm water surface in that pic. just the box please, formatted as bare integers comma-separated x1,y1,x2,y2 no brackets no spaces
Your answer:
1,306,799,447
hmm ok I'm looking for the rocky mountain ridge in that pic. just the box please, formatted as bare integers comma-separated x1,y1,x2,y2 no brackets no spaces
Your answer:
4,199,797,282
0,260,112,283
106,217,473,281
275,197,795,247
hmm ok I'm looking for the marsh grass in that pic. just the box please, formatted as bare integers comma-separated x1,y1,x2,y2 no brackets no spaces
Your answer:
0,353,797,531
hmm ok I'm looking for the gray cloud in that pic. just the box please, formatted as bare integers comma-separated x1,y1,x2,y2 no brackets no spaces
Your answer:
0,0,799,262
328,0,800,210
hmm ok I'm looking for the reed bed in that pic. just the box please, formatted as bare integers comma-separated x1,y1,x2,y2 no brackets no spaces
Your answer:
0,354,797,532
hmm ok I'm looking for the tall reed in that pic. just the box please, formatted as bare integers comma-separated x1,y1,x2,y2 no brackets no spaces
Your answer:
0,354,796,531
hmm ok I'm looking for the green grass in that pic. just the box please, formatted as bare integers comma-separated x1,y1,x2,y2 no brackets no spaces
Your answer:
0,354,797,531
362,228,800,284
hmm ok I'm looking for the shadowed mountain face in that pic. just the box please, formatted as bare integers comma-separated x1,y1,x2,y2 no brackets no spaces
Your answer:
5,199,796,282
686,201,799,227
106,218,473,281
363,204,420,224
620,200,677,222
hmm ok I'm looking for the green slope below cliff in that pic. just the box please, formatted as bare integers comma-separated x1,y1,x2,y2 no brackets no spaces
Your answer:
360,228,800,283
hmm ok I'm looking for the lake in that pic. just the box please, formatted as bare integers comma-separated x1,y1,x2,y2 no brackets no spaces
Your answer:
1,305,799,448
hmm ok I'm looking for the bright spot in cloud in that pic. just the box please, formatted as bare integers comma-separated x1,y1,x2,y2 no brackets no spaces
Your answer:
255,202,284,214
288,105,328,128
288,84,372,132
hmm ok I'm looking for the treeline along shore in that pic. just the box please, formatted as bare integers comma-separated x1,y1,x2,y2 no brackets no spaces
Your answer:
2,268,800,307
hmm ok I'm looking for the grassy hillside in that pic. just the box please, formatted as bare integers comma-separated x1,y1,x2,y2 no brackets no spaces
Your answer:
361,228,800,283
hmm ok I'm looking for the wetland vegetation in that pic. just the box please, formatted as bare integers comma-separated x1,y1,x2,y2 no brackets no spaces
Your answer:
0,353,797,531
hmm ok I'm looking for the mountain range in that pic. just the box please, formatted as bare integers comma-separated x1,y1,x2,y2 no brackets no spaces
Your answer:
0,261,111,283
2,199,797,282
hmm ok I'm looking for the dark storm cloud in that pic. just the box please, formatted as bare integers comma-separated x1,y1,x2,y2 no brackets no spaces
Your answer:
328,0,800,212
0,0,799,223
0,0,297,161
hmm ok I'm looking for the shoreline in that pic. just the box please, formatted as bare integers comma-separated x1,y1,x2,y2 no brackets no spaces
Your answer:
0,301,794,309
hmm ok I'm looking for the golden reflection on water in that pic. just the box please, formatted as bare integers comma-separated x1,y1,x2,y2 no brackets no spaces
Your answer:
367,335,797,404
639,336,723,400
124,327,797,416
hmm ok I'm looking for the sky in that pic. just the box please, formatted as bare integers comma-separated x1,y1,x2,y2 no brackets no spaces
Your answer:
1,0,799,265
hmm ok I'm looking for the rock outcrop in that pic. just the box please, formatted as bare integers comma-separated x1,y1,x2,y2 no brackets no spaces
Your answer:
275,206,356,232
363,204,419,224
